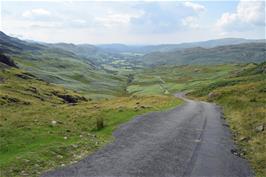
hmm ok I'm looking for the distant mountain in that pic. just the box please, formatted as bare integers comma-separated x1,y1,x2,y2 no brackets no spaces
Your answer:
97,38,265,54
161,38,265,50
141,43,266,66
1,30,266,71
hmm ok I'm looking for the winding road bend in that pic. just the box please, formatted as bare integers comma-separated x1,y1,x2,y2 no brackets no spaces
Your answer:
42,93,253,177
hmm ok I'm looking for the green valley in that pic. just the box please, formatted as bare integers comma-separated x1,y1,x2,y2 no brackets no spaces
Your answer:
0,31,265,177
0,58,182,177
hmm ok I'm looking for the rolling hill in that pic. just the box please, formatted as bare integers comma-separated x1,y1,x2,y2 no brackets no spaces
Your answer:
141,43,266,66
97,38,265,54
0,32,128,99
1,31,265,98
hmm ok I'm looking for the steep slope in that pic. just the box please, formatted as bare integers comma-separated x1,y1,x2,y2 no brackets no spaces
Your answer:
0,53,18,68
47,43,107,65
48,43,140,70
0,58,87,106
0,32,128,98
49,43,98,57
0,56,181,177
141,43,266,66
0,31,45,54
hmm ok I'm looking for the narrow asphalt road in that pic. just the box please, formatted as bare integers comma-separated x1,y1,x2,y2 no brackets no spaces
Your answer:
42,93,253,177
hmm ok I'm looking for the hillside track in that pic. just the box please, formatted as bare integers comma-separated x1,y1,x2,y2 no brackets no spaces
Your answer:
42,93,253,177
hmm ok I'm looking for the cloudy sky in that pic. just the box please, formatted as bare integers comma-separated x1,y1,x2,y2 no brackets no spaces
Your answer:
0,0,265,44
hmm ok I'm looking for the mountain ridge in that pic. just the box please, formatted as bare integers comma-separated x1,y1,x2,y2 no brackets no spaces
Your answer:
141,42,266,66
2,31,265,54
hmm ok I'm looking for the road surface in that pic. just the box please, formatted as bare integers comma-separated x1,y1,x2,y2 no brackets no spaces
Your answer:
42,93,253,177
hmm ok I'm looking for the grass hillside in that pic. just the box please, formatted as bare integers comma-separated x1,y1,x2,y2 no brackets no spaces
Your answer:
1,32,265,100
127,63,265,176
127,64,240,95
0,32,129,99
13,52,128,99
0,61,182,177
48,43,115,66
188,62,266,176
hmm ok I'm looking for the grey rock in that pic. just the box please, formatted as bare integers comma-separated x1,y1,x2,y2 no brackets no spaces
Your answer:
255,124,264,132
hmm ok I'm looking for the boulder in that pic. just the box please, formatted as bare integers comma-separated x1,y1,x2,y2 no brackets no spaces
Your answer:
51,120,57,126
230,148,240,157
255,124,264,132
239,136,249,142
208,92,221,100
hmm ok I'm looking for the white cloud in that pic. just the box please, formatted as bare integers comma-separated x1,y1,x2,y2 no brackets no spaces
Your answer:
183,1,206,13
216,0,265,31
182,16,200,29
14,2,206,34
22,8,51,18
129,2,206,34
237,0,265,25
95,12,141,28
2,1,264,44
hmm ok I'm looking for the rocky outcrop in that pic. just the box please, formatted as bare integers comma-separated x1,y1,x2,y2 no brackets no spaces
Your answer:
0,95,30,105
52,91,87,104
0,54,18,68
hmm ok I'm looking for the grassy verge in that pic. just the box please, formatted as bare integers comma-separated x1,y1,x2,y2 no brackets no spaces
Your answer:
0,66,182,177
188,62,266,177
0,96,182,177
128,63,265,176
